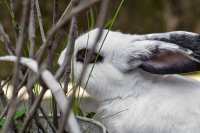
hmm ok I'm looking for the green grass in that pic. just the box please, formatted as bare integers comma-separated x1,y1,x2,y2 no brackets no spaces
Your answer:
0,107,27,129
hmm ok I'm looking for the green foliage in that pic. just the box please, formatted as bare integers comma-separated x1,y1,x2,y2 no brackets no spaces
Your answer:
0,107,27,129
33,83,42,96
72,97,84,116
14,107,27,120
105,0,126,29
0,118,6,128
87,8,96,29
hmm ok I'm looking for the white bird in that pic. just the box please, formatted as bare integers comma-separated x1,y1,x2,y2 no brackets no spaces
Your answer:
59,29,200,133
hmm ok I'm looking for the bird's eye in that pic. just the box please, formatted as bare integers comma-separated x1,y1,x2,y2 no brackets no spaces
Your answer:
76,48,103,63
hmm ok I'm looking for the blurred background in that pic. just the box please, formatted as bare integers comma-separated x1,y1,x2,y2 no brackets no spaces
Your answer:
1,0,200,34
112,0,200,33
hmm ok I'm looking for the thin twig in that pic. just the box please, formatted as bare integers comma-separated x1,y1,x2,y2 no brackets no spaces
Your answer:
0,79,9,107
20,87,47,133
58,0,79,131
68,0,110,116
35,0,46,43
57,1,72,24
5,0,18,40
0,104,9,119
0,23,15,55
58,0,110,132
29,0,36,58
9,0,18,39
42,70,81,133
9,0,15,15
0,2,104,132
2,99,17,133
0,81,8,107
76,0,110,97
50,0,59,128
3,0,30,132
63,1,78,93
12,0,29,94
36,0,100,64
34,113,48,133
0,56,81,133
82,0,125,100
39,106,57,133
1,86,28,133
27,0,37,108
0,73,28,119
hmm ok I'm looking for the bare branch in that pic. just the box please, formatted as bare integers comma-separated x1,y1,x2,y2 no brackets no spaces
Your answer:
57,0,110,132
0,55,81,133
35,0,46,43
12,0,30,92
8,0,18,40
27,0,37,109
39,107,57,132
34,114,48,133
62,17,78,93
0,79,9,107
36,0,100,63
76,0,110,93
20,87,47,133
42,70,81,133
0,23,15,55
2,99,17,133
58,0,79,131
29,0,36,57
63,1,79,93
57,1,72,24
0,0,112,132
49,0,59,128
3,0,30,132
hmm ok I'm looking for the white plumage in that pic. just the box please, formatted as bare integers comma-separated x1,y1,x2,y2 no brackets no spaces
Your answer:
59,29,200,133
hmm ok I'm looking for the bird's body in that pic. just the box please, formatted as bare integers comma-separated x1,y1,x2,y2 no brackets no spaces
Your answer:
58,29,200,133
